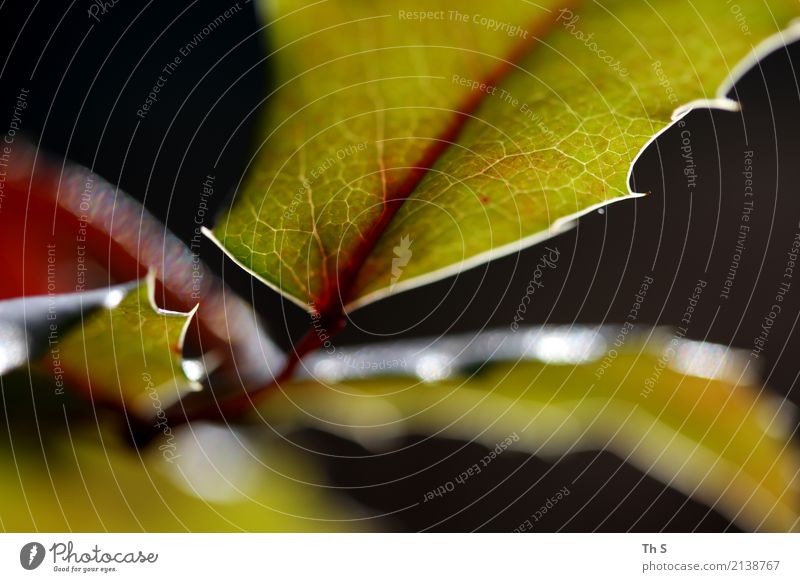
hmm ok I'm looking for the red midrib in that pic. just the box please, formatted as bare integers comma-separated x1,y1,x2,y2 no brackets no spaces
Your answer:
314,3,576,320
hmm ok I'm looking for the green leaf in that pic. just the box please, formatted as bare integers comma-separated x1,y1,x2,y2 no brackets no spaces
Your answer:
0,138,283,389
0,369,360,532
56,272,201,418
211,0,799,311
260,329,800,532
0,285,134,376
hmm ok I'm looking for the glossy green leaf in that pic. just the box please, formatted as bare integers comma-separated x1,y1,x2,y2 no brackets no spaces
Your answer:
211,0,799,311
0,369,360,532
56,272,201,418
260,329,800,531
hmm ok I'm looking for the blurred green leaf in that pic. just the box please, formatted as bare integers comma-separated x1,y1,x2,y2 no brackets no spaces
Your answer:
261,330,800,531
211,0,798,311
0,368,361,532
56,273,200,418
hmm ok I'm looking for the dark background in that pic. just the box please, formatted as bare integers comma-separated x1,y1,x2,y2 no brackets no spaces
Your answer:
1,0,798,532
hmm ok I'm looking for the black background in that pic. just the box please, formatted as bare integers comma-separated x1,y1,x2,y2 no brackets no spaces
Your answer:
1,0,799,531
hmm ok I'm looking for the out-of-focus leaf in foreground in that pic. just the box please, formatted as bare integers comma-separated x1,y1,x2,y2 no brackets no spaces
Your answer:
211,0,799,312
261,328,800,532
56,272,200,418
0,370,359,532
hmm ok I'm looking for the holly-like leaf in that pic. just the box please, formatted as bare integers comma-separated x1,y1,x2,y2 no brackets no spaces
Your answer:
0,139,283,390
260,328,800,532
56,272,201,417
210,0,799,312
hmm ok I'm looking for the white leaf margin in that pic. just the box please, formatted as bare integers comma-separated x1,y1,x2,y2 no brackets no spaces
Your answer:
204,19,800,313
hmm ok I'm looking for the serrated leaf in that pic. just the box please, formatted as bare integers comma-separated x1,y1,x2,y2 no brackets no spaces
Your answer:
0,139,282,388
56,272,201,417
260,328,800,532
211,0,799,312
